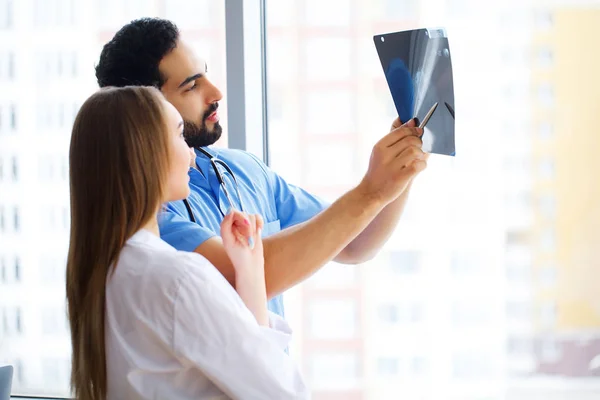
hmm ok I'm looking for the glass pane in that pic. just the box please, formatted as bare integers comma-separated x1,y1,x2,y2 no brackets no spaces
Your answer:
267,0,600,399
0,1,227,397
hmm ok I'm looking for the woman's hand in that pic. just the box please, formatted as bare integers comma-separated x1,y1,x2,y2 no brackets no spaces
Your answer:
220,210,268,326
220,210,265,275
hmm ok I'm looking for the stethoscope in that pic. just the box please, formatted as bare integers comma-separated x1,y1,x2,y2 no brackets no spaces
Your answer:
182,147,246,223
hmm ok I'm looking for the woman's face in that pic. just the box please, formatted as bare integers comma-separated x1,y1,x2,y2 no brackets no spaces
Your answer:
162,100,192,203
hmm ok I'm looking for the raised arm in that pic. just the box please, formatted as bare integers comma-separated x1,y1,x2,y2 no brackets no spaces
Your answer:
195,119,427,298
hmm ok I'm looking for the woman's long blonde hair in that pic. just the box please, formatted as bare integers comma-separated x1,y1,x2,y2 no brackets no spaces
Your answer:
66,86,171,400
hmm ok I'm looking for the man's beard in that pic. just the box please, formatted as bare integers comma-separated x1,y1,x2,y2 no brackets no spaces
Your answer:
183,103,222,148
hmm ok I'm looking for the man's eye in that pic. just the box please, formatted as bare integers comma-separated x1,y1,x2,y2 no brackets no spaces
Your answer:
186,83,198,92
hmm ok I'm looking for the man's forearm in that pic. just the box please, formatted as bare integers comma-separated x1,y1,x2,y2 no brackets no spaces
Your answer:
336,181,413,264
262,185,384,298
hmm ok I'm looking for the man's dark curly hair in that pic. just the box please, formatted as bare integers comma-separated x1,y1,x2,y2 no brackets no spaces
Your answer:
95,18,180,88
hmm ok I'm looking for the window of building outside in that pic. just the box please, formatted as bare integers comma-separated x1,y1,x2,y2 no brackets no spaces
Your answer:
309,352,359,390
389,250,421,274
309,299,357,339
538,121,554,140
377,357,399,377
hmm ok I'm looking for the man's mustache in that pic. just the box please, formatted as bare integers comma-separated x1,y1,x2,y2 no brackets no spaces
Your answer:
202,102,219,121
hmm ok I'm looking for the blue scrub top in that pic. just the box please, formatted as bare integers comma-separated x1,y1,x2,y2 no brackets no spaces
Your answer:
158,147,329,318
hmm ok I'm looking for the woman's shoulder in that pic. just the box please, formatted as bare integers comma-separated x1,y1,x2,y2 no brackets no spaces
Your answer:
111,231,209,290
120,235,211,278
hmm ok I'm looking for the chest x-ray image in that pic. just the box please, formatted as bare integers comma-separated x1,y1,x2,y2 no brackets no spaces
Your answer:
374,28,456,156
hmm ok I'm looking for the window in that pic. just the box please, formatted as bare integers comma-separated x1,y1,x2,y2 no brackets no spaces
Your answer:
379,304,400,324
164,0,211,29
539,194,556,219
40,205,60,231
0,51,14,80
538,121,553,140
305,0,351,27
39,255,66,283
506,260,531,284
539,302,557,328
0,257,21,283
14,257,20,282
538,158,555,180
1,307,22,336
451,253,483,276
411,357,427,375
33,0,76,27
61,156,68,180
11,155,17,181
505,191,532,211
452,353,494,379
506,229,530,246
0,257,5,282
534,10,554,30
446,0,471,18
538,264,557,288
267,85,283,121
306,90,354,135
42,307,68,335
507,336,534,356
13,359,23,384
377,357,399,377
98,0,155,30
306,144,354,186
384,0,418,19
452,301,489,326
389,250,421,274
10,104,16,131
506,301,532,322
309,299,357,339
35,102,73,130
540,228,555,251
504,155,531,175
0,205,4,232
537,83,554,107
309,352,358,390
304,38,352,81
0,0,12,29
41,358,70,388
378,303,423,324
13,206,19,232
62,206,69,229
268,0,294,26
267,38,293,83
539,338,561,362
9,104,17,132
15,308,21,333
69,52,77,77
536,47,553,68
308,262,357,288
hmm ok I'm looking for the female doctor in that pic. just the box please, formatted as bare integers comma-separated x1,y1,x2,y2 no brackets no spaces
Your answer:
66,86,308,400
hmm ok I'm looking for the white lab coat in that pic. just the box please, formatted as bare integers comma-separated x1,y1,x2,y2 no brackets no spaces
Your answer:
105,229,310,400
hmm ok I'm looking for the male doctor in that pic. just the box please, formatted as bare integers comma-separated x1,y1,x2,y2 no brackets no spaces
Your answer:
95,17,428,317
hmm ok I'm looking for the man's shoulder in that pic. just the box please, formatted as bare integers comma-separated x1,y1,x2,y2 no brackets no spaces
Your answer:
212,147,264,167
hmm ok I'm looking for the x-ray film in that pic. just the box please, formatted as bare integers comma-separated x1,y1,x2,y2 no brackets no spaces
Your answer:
374,28,456,156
